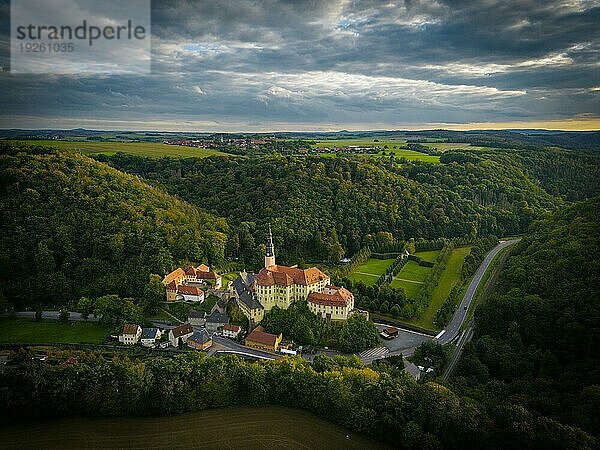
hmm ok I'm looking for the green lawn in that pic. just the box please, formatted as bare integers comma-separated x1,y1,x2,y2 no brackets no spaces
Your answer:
8,140,229,158
408,246,472,330
348,258,394,286
391,261,431,298
312,139,439,163
221,271,239,288
413,249,440,263
0,318,112,344
146,308,173,321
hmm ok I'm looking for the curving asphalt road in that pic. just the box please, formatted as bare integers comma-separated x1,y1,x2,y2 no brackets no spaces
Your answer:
436,239,519,345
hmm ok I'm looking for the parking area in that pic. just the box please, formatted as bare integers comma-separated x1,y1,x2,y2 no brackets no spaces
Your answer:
375,323,431,353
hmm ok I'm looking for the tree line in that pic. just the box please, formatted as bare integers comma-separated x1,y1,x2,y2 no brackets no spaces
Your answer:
0,350,593,449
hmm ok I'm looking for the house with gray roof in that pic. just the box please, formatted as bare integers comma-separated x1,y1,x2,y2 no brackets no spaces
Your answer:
187,309,206,327
187,329,212,351
205,310,229,332
140,327,162,347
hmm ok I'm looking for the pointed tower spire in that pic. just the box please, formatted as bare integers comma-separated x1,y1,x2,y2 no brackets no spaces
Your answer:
265,224,276,268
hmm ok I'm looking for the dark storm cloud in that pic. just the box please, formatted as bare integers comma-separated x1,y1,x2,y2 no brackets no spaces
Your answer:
0,0,598,129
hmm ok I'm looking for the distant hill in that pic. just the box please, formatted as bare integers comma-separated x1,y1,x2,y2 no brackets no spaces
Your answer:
0,143,229,308
1,128,598,151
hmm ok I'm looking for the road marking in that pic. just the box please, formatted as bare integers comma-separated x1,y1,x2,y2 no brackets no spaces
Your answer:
359,346,389,360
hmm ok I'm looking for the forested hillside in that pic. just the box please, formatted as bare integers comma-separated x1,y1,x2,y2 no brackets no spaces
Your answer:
96,147,599,264
456,197,600,438
0,145,228,308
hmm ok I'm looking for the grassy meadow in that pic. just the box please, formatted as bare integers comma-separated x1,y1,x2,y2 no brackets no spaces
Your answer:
419,142,486,152
7,140,229,158
311,139,440,163
348,257,395,285
408,246,472,330
0,318,112,344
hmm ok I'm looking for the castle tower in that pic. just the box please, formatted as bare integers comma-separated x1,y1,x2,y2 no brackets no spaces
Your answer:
265,225,276,268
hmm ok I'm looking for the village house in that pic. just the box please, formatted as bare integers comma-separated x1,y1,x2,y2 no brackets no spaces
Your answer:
205,310,229,333
186,329,212,351
119,324,141,345
175,285,204,303
404,361,421,380
187,309,206,327
168,323,194,347
140,328,162,347
245,325,282,353
232,226,355,325
163,264,222,302
222,323,242,339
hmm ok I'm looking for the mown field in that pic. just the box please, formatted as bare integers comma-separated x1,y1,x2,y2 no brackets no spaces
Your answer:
311,139,440,163
390,260,432,298
0,405,389,449
348,250,441,288
347,257,395,285
7,140,229,158
408,246,472,330
0,318,111,344
420,142,485,152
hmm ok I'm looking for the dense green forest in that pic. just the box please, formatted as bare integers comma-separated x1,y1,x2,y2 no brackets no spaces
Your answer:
455,197,600,439
0,350,593,449
96,147,598,265
261,301,380,353
0,145,228,308
1,143,598,313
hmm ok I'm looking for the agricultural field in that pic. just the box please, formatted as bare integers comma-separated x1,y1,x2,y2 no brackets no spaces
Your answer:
7,139,229,158
0,406,388,449
0,318,112,344
311,139,440,163
348,257,395,285
419,142,486,152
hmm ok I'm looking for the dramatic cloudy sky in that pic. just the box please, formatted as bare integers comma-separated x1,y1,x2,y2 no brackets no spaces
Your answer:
0,0,599,131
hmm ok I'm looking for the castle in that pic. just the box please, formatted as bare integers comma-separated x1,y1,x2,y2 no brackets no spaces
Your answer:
233,226,355,325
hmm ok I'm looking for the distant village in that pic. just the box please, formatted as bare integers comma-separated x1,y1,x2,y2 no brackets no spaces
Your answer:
162,136,382,156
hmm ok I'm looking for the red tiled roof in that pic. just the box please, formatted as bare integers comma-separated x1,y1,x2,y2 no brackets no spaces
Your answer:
255,265,329,287
185,267,197,276
177,285,201,296
195,270,220,280
171,323,193,338
246,326,280,347
166,280,177,290
122,324,140,335
196,264,210,272
163,268,185,285
223,324,241,332
307,287,353,308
